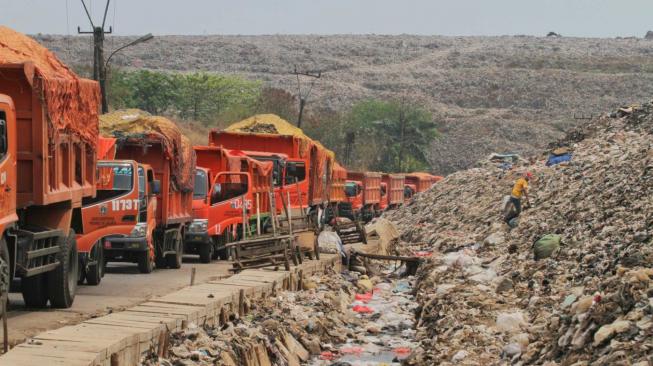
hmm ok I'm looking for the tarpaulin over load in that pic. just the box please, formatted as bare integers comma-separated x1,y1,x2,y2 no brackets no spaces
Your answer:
0,26,100,145
100,109,196,192
97,137,116,160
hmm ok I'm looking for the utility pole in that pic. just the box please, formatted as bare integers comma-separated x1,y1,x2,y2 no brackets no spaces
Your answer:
78,0,112,113
292,66,322,128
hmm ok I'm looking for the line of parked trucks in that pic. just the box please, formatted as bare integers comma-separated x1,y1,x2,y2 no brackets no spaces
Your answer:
0,27,441,309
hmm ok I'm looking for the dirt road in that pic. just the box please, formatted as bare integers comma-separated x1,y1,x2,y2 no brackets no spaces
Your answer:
2,255,232,346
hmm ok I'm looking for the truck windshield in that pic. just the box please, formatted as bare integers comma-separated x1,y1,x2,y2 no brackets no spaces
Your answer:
194,170,208,199
345,182,358,197
82,163,133,205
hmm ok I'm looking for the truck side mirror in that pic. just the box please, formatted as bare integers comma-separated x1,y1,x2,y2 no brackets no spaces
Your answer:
150,180,161,195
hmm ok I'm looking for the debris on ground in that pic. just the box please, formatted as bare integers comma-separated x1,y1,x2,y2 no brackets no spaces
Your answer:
142,265,418,366
387,101,653,365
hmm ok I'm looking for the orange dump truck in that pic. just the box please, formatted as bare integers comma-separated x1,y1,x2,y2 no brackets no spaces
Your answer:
77,137,159,281
0,27,100,307
346,171,382,222
209,115,334,223
327,162,354,220
381,173,405,210
186,146,272,262
98,110,195,271
404,172,442,200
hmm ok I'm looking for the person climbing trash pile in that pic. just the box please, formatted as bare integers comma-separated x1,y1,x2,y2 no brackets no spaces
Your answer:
504,171,532,225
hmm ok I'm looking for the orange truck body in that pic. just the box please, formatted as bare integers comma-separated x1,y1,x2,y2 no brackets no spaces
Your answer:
330,163,347,204
382,173,405,209
185,146,273,262
405,172,441,193
0,27,100,308
209,131,333,210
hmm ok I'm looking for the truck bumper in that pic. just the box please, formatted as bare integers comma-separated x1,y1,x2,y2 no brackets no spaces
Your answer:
184,232,211,253
103,237,149,252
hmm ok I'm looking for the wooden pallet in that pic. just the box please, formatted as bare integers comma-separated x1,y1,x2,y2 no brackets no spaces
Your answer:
335,221,367,244
227,234,297,272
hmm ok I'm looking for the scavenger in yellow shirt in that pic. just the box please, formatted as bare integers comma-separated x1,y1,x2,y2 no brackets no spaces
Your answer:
507,172,532,221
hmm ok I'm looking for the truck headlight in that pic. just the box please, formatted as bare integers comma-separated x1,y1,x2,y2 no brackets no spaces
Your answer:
189,219,208,233
129,223,148,238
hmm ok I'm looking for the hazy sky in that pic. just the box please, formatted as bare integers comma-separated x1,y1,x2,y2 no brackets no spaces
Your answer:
3,0,653,37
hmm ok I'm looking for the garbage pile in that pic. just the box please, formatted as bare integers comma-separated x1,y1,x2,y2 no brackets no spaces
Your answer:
386,102,653,365
142,267,417,366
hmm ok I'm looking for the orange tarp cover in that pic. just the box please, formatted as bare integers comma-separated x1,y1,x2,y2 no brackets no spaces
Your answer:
97,137,116,160
100,109,196,192
0,26,100,144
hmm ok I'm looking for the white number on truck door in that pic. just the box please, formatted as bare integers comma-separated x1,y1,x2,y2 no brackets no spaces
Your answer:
111,199,139,211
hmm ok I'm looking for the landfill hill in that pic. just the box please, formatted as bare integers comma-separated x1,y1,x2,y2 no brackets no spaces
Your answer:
36,34,653,174
384,102,653,364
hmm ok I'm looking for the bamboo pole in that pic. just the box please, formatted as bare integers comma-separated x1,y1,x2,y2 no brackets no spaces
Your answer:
256,193,261,236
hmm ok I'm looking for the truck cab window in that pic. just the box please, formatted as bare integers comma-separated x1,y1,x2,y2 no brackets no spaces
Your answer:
83,163,134,205
381,185,387,196
345,182,358,197
193,169,208,199
211,174,249,205
285,161,306,184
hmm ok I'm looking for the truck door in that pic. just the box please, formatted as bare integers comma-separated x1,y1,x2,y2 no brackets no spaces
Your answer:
81,161,138,233
209,172,251,235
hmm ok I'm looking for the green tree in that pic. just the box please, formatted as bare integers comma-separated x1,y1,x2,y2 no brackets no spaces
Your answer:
173,72,261,124
346,99,437,172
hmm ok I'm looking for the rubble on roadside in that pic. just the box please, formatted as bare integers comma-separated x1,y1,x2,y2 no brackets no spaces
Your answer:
386,102,653,365
141,266,418,366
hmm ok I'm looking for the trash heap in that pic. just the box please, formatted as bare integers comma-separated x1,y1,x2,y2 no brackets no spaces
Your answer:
385,102,653,365
142,268,417,366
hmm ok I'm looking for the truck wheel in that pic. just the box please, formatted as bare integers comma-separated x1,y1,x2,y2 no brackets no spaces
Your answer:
166,231,183,269
86,243,104,285
216,231,232,260
137,251,154,274
47,232,78,309
21,274,48,308
198,242,213,263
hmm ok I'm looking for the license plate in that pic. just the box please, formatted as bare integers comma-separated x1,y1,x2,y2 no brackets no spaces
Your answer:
194,236,203,241
129,243,141,249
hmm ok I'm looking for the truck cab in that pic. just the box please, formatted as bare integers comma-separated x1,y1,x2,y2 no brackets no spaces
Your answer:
186,167,254,262
404,184,417,202
345,180,363,214
79,160,159,278
379,182,388,212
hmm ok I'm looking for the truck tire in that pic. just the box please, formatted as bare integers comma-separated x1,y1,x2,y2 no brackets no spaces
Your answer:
216,231,232,260
166,230,183,269
198,242,213,263
137,251,154,274
86,243,104,285
0,237,11,297
22,274,48,308
47,232,78,309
